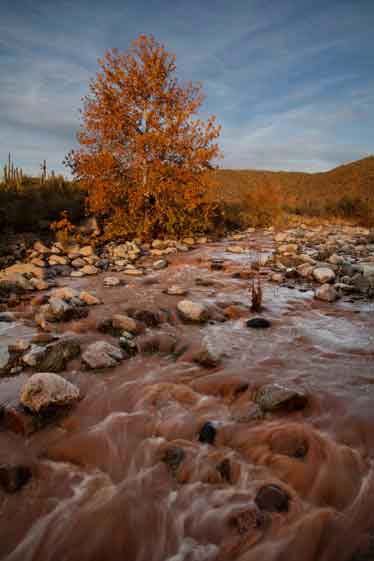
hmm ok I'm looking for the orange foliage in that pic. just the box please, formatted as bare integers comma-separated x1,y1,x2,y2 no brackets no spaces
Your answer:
66,35,222,239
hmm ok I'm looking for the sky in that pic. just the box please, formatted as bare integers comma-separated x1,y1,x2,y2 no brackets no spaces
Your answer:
1,0,373,175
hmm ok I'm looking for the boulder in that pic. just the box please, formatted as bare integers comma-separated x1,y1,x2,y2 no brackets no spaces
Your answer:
82,341,123,369
79,245,95,257
20,372,80,413
313,267,335,283
33,337,81,372
0,345,11,374
177,300,209,323
111,314,140,334
246,317,271,329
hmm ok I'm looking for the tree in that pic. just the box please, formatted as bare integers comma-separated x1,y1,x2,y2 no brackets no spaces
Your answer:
66,34,222,239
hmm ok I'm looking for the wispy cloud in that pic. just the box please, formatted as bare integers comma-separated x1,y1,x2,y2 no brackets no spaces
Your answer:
0,0,373,173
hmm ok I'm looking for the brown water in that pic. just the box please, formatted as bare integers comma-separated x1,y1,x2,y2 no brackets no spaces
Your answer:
1,235,374,561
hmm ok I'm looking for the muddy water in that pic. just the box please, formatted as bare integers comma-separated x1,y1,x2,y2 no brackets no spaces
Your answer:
1,235,374,561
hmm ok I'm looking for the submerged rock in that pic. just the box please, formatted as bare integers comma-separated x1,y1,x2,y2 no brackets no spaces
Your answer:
198,421,217,444
103,276,121,287
0,464,32,493
20,372,80,413
246,317,271,329
35,337,81,373
255,484,289,513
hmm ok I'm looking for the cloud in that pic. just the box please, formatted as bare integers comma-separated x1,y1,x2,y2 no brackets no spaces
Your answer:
0,0,373,174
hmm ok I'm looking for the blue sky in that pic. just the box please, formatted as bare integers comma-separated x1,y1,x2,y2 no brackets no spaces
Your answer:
1,0,373,174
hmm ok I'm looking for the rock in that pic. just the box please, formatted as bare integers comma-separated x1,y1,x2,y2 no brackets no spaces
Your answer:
70,271,85,278
255,485,289,513
46,298,88,322
313,267,335,283
165,285,189,296
153,259,168,270
20,372,80,413
80,265,99,276
227,245,245,254
198,422,216,444
162,446,185,473
0,345,11,374
246,317,271,329
30,257,46,268
192,338,222,368
34,337,81,372
79,291,101,305
0,465,32,493
177,300,209,323
315,284,338,302
274,233,288,243
22,346,47,367
9,339,31,353
0,311,15,323
111,314,140,335
79,246,94,257
296,263,314,278
82,341,123,369
30,278,49,291
50,287,80,301
270,273,284,283
48,255,69,266
71,257,87,269
123,268,143,276
0,274,34,295
119,333,137,356
33,241,50,254
255,383,307,412
1,263,43,280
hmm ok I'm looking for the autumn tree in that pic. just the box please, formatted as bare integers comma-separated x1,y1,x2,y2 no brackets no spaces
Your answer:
66,34,222,239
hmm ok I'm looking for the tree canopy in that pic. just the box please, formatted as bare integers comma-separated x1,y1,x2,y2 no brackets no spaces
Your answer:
67,34,222,239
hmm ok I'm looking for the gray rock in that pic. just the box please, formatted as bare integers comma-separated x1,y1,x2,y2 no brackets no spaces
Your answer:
20,372,80,413
35,337,81,372
82,341,123,369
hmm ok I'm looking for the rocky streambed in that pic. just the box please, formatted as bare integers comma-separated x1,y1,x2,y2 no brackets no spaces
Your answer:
0,223,374,561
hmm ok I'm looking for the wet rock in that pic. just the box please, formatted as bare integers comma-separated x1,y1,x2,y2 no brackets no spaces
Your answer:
50,287,80,301
103,276,121,287
111,314,142,335
315,284,338,302
79,245,94,257
22,346,47,367
246,317,271,329
165,285,189,296
82,341,123,369
96,259,110,271
125,308,162,328
198,421,216,444
46,298,88,322
137,333,177,355
255,484,289,513
0,345,11,374
162,447,185,473
296,263,314,278
313,266,335,283
48,255,69,266
20,372,80,413
35,337,81,372
9,339,31,353
0,464,32,493
33,241,50,254
177,300,209,323
255,383,308,412
192,338,222,368
119,332,137,356
0,274,34,295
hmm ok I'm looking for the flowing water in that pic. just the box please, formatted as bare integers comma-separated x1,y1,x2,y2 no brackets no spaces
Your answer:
1,235,374,561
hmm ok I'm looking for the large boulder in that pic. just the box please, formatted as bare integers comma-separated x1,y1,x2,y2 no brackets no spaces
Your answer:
82,341,123,369
20,372,80,413
34,337,81,372
177,300,209,323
